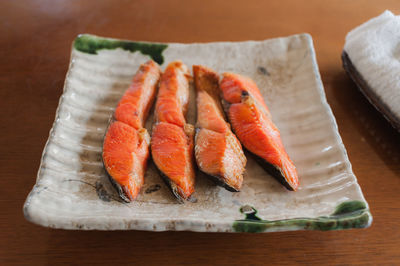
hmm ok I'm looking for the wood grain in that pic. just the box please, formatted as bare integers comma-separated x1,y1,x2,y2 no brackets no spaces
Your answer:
1,0,400,265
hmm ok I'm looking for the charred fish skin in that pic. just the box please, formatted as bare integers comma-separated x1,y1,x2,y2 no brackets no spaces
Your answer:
250,152,295,191
193,65,246,192
220,72,299,191
106,172,131,203
153,165,189,203
202,171,240,192
151,61,196,202
102,60,161,202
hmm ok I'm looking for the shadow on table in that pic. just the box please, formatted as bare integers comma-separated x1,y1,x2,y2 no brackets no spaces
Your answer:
330,70,400,176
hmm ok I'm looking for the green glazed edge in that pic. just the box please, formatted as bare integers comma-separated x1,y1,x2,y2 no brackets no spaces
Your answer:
233,200,372,233
73,34,168,64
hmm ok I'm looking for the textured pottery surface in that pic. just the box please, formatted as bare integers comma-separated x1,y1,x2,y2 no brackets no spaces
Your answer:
23,34,371,232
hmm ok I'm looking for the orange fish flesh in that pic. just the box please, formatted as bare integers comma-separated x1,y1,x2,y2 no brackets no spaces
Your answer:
151,61,195,201
193,65,246,191
220,72,299,191
102,60,161,202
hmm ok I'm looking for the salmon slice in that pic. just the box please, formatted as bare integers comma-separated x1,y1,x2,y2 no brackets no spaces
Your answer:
151,122,195,200
193,65,246,191
102,60,161,202
220,72,299,191
154,61,190,127
151,61,195,201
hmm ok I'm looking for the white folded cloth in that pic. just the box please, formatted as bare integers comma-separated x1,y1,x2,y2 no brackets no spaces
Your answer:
344,10,400,122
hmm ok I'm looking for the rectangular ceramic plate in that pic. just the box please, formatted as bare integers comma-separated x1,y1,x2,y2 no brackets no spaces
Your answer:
23,34,372,232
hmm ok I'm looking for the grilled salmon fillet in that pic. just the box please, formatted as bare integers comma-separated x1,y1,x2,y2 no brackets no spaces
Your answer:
102,60,161,202
220,72,299,191
193,65,246,191
151,61,195,202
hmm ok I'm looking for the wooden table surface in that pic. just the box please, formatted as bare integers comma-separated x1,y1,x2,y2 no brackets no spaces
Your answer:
2,0,400,265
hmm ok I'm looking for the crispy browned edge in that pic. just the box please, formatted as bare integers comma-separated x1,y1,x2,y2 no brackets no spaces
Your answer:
342,51,400,132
